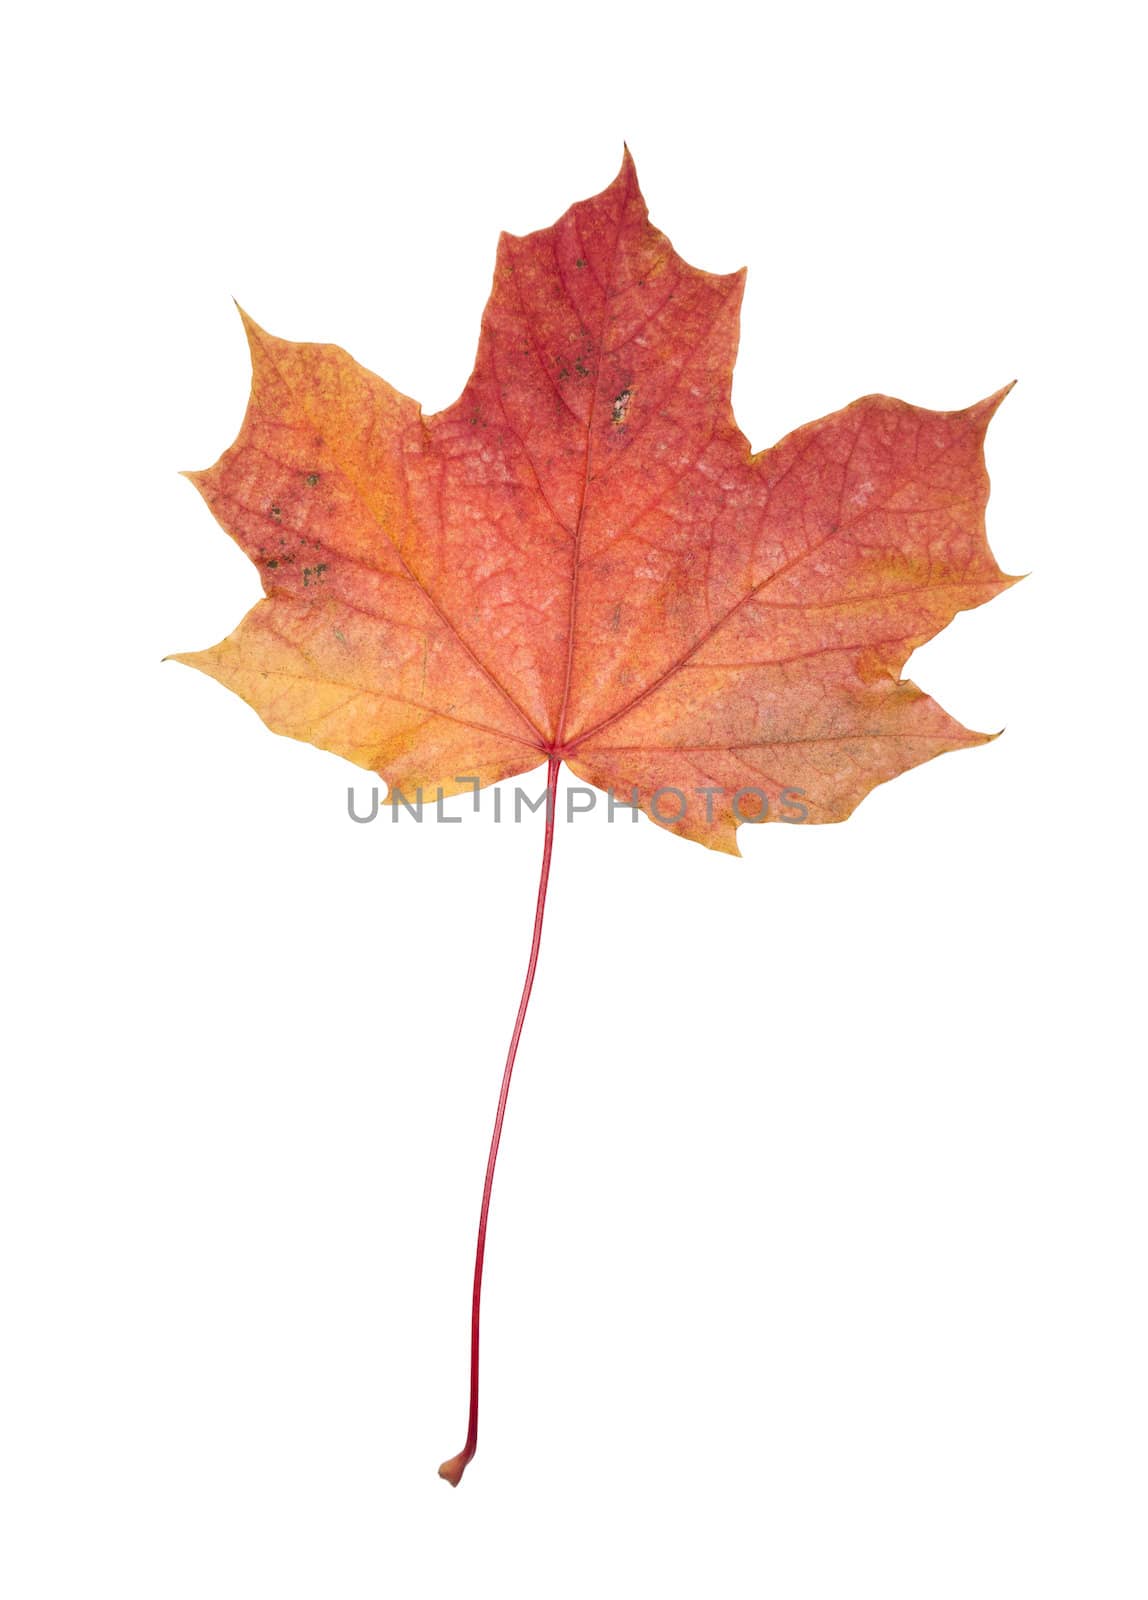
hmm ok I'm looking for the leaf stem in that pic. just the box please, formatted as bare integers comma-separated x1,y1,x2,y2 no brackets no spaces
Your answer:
438,754,562,1486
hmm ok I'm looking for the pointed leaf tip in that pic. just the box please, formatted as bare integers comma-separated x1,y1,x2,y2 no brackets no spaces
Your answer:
231,300,267,352
616,143,640,194
977,381,1017,421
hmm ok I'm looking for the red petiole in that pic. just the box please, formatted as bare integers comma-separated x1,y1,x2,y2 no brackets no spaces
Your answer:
438,754,562,1486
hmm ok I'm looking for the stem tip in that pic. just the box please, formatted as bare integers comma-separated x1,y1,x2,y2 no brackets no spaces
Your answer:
438,1451,470,1487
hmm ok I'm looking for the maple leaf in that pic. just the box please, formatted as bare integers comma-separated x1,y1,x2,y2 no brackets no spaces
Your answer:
174,153,1015,1482
175,151,1015,854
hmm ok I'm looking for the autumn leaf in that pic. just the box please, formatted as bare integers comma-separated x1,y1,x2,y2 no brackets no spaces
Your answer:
175,152,1014,853
174,152,1015,1481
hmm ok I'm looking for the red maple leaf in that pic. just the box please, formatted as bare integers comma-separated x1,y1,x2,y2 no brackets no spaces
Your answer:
174,153,1015,1482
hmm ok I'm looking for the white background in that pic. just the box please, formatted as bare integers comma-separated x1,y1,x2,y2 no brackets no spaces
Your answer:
4,1,1145,1595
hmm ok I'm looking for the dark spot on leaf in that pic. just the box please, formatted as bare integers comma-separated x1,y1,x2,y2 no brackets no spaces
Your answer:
270,504,282,521
575,258,586,269
612,388,633,425
305,473,320,487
